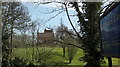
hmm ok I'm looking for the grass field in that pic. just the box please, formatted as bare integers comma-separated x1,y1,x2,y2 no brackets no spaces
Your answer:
11,47,120,66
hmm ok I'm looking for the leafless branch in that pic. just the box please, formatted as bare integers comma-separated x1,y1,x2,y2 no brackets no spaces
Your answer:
40,1,64,4
64,2,82,39
58,30,79,41
69,14,77,17
54,40,83,49
40,8,65,14
38,39,82,49
44,10,65,23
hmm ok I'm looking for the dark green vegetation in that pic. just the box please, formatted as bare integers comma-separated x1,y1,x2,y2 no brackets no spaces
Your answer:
64,2,102,67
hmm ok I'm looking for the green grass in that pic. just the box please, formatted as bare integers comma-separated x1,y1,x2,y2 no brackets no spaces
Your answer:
11,47,119,66
11,47,85,65
101,57,120,66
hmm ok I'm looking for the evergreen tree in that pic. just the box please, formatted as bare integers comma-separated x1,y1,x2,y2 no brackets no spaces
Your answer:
70,2,102,67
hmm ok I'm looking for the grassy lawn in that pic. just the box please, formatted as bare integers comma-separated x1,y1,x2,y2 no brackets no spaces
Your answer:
11,47,119,66
101,57,120,67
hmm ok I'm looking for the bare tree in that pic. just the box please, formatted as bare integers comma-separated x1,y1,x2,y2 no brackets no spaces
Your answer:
56,19,69,57
2,2,31,66
29,21,37,60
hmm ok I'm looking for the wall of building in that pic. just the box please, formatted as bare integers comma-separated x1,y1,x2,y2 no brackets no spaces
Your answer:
37,29,54,45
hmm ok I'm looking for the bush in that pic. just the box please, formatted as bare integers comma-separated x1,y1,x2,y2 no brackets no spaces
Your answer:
67,45,77,63
10,57,27,67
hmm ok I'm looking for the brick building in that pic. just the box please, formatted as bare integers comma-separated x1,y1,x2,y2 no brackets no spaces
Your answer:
37,29,54,45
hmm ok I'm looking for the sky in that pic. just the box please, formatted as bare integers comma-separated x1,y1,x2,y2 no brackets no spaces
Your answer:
22,2,110,34
22,2,79,33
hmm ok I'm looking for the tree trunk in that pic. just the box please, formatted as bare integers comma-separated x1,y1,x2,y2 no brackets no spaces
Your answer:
32,33,34,60
63,46,65,57
2,25,10,67
69,59,72,63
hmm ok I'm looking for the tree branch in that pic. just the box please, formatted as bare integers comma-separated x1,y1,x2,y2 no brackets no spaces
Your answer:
37,39,82,49
44,10,65,23
54,40,83,49
64,3,82,40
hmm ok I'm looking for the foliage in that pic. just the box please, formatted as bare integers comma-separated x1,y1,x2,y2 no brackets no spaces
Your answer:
2,2,31,67
26,63,36,67
70,2,102,67
3,57,37,67
10,57,27,67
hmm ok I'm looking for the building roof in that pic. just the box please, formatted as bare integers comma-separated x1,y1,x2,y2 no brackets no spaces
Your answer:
44,29,53,32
